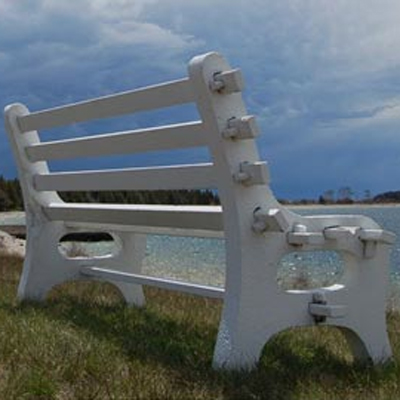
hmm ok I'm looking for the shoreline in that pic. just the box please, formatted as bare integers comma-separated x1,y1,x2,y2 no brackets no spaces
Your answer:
1,203,400,218
0,204,399,234
289,203,400,210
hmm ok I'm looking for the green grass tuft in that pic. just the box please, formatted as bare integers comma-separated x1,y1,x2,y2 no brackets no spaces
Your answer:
0,252,399,399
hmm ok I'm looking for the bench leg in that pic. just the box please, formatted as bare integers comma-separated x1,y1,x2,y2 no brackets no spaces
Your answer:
213,288,311,370
19,226,148,307
339,325,392,364
336,247,392,364
18,221,78,301
213,237,291,370
213,308,392,370
213,290,392,370
213,238,392,370
213,314,286,370
106,233,147,307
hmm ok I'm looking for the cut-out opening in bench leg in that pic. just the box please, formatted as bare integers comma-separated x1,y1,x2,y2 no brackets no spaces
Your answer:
212,233,393,370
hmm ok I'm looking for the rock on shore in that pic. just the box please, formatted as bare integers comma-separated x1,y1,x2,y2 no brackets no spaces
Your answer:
0,230,25,258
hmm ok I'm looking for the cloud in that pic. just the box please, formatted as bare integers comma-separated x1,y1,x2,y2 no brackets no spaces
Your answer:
0,0,200,93
1,0,400,198
0,0,204,176
0,2,202,116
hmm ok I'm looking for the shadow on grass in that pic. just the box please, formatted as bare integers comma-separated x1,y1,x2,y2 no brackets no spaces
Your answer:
5,292,396,399
4,288,224,391
0,271,398,399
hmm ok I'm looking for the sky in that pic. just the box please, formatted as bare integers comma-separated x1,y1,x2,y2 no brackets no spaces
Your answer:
1,0,400,200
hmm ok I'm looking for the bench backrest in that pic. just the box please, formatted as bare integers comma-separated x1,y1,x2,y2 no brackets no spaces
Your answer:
5,52,288,237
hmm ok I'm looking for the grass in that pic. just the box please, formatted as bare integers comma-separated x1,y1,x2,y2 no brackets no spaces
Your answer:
0,252,399,399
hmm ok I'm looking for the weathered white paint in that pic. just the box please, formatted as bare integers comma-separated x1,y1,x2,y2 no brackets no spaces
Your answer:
33,163,217,192
221,115,259,140
4,52,395,371
26,121,206,162
45,203,223,232
18,78,194,132
81,267,225,299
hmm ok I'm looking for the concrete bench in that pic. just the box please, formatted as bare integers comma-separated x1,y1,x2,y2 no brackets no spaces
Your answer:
4,52,395,370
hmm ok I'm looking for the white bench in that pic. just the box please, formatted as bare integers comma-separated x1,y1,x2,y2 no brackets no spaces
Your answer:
4,52,396,370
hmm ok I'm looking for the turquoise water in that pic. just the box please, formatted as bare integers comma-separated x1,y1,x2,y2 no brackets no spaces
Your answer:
2,206,400,289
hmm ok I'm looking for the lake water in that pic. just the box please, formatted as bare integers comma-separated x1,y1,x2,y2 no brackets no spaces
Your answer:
2,206,400,293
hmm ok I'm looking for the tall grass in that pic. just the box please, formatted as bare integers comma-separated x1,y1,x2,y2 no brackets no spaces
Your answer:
0,251,399,399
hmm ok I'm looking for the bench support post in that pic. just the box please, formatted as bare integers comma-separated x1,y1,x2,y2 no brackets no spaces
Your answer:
17,220,71,301
101,233,147,307
212,236,392,370
189,52,393,370
5,104,147,305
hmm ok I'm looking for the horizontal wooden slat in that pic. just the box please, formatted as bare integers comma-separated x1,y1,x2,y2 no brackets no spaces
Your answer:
64,222,224,239
26,121,206,162
19,78,194,132
34,163,217,192
81,267,225,299
45,203,223,232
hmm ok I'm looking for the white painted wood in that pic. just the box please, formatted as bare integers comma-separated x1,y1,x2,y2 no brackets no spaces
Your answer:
34,163,217,192
252,208,290,233
209,69,244,94
188,52,394,370
18,78,194,132
359,229,396,244
44,203,223,232
26,121,206,162
63,221,224,238
4,52,395,372
222,115,259,140
81,267,225,299
232,161,269,186
286,231,325,246
308,303,348,319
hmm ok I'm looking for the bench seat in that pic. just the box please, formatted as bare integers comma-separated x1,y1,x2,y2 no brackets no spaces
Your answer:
44,202,224,237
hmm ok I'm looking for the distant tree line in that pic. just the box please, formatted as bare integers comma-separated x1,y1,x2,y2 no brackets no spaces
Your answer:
318,187,357,205
373,191,400,203
2,175,400,211
0,176,23,211
0,175,220,212
317,187,396,205
280,187,400,206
